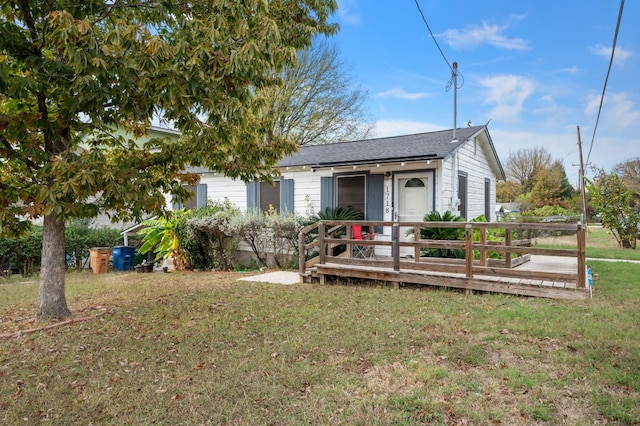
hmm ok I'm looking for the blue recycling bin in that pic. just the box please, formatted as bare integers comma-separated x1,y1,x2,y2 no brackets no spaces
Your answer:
111,246,135,271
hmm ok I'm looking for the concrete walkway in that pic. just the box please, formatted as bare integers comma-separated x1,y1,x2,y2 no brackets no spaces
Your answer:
237,271,301,285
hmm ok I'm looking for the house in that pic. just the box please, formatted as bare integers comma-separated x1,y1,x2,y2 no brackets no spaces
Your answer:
191,125,505,254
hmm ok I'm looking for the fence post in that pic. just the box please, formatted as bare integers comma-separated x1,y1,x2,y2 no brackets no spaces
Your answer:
465,224,473,278
392,222,400,271
577,224,586,289
480,227,487,266
318,222,325,265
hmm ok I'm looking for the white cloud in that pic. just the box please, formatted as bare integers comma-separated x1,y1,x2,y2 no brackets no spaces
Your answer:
560,66,579,74
373,120,443,138
336,0,360,25
376,88,430,100
479,75,536,121
442,18,530,51
585,92,640,130
590,45,632,65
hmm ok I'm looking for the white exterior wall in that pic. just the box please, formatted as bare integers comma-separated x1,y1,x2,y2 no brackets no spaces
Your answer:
458,138,496,220
199,173,249,211
438,137,497,221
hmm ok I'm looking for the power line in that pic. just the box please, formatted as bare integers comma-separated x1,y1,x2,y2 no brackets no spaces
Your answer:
413,0,453,72
585,0,625,166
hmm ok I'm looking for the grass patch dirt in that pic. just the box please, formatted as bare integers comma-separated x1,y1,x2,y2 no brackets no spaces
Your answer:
1,249,639,424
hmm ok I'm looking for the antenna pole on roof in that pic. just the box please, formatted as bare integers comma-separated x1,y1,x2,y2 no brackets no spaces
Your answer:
452,62,458,142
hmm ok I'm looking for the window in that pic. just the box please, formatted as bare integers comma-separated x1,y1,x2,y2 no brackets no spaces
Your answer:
337,175,365,216
259,181,280,212
173,183,207,211
247,179,294,213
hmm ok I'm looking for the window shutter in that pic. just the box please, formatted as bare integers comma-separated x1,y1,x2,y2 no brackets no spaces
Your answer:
320,176,335,213
196,183,207,209
246,182,259,211
280,179,294,213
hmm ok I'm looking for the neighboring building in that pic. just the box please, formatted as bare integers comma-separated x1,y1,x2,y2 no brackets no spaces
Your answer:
92,125,182,230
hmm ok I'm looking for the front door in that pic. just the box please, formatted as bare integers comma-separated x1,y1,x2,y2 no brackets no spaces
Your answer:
395,173,432,256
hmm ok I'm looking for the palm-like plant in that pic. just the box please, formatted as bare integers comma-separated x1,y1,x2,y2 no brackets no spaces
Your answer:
417,210,466,258
138,210,190,269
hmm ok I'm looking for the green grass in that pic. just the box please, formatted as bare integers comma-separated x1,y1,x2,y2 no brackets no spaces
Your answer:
1,255,639,424
534,225,640,261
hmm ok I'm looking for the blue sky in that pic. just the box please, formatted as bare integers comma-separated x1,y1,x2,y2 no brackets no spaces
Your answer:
331,0,639,183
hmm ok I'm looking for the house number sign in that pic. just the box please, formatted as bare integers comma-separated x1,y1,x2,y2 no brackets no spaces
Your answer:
383,175,392,221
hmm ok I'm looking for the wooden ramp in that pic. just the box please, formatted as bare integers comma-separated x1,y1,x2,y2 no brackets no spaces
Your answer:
314,261,590,301
299,220,591,301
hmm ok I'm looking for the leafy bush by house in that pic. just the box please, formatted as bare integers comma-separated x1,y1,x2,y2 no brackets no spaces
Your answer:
179,201,240,271
230,207,302,269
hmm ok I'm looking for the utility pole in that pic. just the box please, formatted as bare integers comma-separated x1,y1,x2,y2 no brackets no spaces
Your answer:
452,62,458,141
576,125,588,225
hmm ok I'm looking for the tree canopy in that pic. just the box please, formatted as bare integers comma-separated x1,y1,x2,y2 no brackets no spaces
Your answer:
587,168,639,249
0,0,338,319
497,147,574,209
261,40,374,146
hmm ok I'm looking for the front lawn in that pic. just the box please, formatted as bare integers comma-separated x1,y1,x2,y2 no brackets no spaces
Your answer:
1,262,638,424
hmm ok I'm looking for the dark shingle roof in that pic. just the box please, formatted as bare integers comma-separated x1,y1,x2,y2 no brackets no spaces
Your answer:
277,125,486,168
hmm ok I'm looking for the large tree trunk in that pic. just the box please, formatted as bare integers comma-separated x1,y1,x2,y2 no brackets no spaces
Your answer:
37,213,71,320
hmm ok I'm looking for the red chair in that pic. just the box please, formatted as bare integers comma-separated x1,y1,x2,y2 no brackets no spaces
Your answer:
352,225,376,259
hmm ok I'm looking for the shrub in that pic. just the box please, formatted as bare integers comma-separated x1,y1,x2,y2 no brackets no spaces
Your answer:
0,226,43,277
181,201,240,271
230,208,302,269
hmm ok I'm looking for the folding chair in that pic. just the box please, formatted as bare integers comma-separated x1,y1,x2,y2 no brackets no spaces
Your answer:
352,225,377,259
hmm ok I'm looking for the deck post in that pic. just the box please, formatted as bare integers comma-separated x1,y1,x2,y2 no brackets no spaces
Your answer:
392,222,400,271
465,224,473,278
505,228,512,268
480,227,487,266
318,222,326,265
298,231,305,277
577,224,586,288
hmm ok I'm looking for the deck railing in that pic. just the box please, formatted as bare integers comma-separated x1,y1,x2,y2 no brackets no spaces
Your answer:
299,220,587,289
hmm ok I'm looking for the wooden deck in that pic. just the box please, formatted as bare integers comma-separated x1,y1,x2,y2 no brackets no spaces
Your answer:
299,221,590,300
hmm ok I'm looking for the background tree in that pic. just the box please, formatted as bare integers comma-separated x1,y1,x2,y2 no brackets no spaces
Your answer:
613,157,640,204
497,147,575,214
528,161,574,208
505,147,553,194
587,168,639,249
261,40,374,146
0,0,337,320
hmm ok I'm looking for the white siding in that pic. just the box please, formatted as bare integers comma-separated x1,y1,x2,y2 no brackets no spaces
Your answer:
199,173,249,211
439,137,497,221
